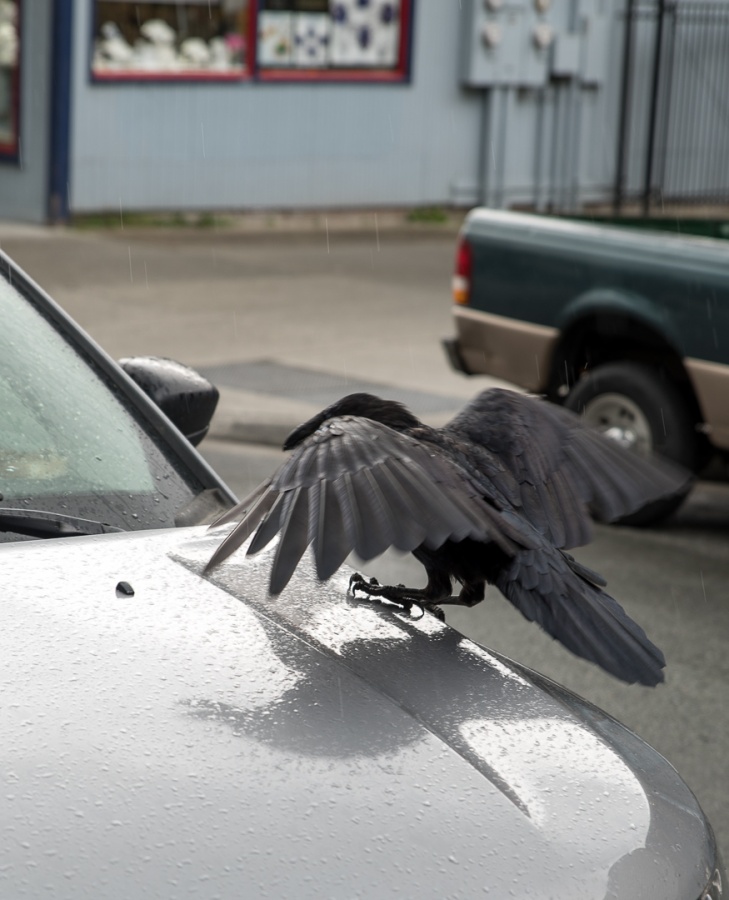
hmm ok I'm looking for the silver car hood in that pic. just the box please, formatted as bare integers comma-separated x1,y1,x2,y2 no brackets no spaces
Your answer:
0,527,715,899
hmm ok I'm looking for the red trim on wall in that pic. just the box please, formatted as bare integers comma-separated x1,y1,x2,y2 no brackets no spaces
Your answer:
92,70,249,83
257,68,406,83
0,0,21,159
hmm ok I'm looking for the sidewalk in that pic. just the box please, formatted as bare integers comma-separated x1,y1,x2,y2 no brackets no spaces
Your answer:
0,215,502,446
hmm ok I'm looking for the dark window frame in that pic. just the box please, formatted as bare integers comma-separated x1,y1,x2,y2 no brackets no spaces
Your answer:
0,0,21,161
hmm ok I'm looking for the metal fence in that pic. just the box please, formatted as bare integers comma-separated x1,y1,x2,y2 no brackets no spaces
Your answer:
615,0,729,212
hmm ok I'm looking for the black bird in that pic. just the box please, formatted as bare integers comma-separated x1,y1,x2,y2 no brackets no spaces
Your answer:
205,389,689,686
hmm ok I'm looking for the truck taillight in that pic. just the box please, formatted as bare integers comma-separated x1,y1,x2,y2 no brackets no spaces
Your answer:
452,237,472,305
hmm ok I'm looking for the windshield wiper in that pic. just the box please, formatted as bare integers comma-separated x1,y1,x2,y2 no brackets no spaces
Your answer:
0,508,125,539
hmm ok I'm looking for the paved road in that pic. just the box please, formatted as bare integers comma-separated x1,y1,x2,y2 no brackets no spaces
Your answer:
1,224,484,443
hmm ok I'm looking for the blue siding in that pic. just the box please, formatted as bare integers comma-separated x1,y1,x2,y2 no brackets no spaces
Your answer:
70,2,483,213
7,1,707,220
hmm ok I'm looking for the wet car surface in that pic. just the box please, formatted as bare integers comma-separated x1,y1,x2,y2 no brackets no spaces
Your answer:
1,526,723,899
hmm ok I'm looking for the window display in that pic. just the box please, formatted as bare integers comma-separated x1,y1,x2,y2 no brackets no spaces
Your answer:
0,0,19,156
92,1,252,79
257,0,407,77
91,0,411,83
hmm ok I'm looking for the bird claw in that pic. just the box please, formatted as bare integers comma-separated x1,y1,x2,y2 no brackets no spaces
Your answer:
348,572,379,595
347,572,419,617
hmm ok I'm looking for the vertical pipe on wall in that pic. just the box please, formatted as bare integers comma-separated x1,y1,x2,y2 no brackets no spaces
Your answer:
568,75,582,213
715,5,729,201
561,82,573,213
643,0,665,215
533,87,546,211
479,86,508,209
48,0,73,222
672,4,690,201
495,87,509,208
548,84,561,213
656,2,676,204
613,0,636,214
477,88,491,206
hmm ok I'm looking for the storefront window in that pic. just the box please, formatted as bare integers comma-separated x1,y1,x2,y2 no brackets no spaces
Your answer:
91,0,411,83
257,0,408,79
92,1,252,80
0,0,20,157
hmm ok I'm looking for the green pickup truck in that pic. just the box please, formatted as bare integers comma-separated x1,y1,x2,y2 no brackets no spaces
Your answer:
444,209,729,517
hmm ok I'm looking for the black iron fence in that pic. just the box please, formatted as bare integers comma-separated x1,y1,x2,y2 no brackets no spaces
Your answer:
615,0,729,213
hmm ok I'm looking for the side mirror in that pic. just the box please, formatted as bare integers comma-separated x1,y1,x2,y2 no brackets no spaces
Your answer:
119,356,219,446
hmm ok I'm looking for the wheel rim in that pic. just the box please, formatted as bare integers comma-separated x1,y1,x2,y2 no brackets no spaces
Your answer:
581,393,653,455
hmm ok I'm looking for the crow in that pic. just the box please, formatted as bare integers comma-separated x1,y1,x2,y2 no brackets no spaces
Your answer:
205,389,690,686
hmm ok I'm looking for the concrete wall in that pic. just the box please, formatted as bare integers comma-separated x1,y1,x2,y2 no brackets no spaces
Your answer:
0,0,53,223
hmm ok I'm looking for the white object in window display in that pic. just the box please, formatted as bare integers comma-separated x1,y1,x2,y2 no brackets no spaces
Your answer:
293,14,330,68
208,37,232,70
0,20,17,66
258,12,293,66
139,19,176,47
0,0,16,26
96,22,134,68
180,37,211,68
131,39,161,71
136,19,179,71
330,0,400,68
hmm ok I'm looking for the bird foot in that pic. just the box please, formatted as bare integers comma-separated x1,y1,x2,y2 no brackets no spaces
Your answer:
348,572,413,612
348,572,445,620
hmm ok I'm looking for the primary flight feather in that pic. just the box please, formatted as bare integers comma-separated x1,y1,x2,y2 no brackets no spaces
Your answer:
205,389,690,686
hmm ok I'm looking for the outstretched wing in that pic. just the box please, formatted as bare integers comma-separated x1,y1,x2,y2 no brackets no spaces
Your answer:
445,388,690,549
495,544,665,686
205,415,528,594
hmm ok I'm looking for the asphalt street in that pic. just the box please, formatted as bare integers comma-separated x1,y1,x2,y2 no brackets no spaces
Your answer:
3,221,727,860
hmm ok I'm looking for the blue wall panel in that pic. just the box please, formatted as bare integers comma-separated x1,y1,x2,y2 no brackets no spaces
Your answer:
70,2,483,214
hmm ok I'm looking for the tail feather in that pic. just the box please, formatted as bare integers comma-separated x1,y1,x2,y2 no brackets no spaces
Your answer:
495,545,665,686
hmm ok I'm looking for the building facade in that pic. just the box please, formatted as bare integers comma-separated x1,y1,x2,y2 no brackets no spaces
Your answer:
2,1,723,224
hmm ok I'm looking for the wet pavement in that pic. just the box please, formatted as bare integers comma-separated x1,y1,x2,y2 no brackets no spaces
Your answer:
0,215,502,447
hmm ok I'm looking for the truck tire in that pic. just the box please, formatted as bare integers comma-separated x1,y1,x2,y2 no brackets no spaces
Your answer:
564,362,695,524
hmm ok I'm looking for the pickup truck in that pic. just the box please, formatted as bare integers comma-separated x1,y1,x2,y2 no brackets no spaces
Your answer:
443,209,729,520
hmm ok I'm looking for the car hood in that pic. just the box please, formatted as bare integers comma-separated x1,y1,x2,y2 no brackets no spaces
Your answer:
0,527,715,899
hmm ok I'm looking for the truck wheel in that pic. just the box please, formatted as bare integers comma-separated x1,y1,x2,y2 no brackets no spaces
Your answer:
564,362,695,524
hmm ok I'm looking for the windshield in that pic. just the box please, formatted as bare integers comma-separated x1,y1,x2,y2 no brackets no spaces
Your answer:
0,269,214,538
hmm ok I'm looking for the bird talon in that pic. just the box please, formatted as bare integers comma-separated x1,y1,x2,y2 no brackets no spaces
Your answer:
348,572,364,595
348,572,382,596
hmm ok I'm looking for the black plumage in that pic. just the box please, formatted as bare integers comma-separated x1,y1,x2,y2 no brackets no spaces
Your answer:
205,389,690,686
